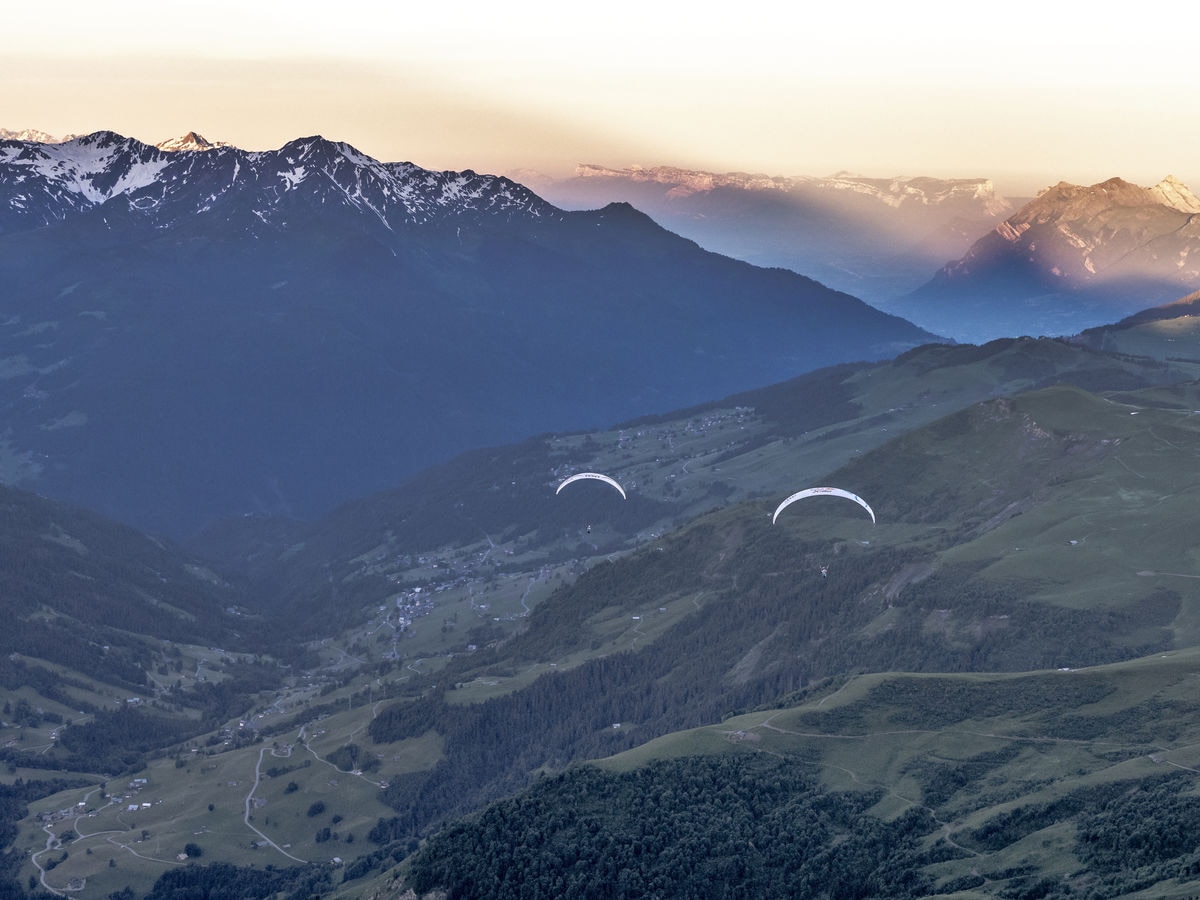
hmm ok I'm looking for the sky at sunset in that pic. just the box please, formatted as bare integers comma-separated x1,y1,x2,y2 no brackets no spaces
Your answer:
5,1,1197,195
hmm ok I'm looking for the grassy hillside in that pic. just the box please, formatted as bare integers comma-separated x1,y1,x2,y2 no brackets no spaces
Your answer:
0,487,315,896
0,484,280,745
1074,289,1200,361
13,330,1200,896
356,377,1200,896
400,651,1200,898
193,336,1200,630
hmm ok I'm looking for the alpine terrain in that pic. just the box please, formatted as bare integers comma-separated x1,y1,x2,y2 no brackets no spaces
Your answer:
531,166,1200,346
7,130,1200,900
0,131,937,538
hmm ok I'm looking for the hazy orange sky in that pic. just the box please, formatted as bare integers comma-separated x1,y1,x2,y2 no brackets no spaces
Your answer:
5,1,1197,195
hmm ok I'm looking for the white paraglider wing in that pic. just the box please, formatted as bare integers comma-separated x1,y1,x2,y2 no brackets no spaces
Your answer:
772,486,875,525
556,472,627,500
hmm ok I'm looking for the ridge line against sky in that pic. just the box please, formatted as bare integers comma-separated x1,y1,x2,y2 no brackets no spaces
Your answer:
5,0,1198,195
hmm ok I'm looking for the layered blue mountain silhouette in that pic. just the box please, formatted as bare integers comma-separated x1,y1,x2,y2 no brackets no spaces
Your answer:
0,132,937,536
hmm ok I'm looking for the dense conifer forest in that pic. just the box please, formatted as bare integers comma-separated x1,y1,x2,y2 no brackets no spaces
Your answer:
404,755,941,899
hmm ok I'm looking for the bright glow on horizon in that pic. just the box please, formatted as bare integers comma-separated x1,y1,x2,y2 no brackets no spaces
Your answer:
5,1,1198,195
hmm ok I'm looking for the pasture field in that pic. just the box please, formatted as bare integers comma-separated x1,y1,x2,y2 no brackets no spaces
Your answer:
595,648,1200,897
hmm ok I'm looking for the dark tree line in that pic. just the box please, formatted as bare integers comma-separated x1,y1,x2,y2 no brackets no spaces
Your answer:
0,777,94,898
55,707,194,775
405,754,939,899
140,861,333,899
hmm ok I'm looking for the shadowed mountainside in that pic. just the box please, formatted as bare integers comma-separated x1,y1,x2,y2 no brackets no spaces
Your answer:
0,132,937,540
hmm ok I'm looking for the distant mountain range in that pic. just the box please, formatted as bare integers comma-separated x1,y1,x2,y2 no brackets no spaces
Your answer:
522,164,1016,309
0,131,936,538
16,131,1200,342
528,165,1200,343
0,128,81,144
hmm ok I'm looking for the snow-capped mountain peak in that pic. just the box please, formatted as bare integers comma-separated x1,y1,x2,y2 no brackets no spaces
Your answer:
1150,175,1200,215
155,132,228,153
0,131,169,208
0,127,77,144
0,130,558,236
916,173,1200,337
573,163,1010,214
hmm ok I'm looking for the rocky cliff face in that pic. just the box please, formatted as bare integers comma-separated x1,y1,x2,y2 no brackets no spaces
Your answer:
901,176,1200,342
938,176,1200,285
572,163,1011,213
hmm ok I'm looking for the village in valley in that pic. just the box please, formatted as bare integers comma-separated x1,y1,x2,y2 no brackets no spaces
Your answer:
5,401,839,896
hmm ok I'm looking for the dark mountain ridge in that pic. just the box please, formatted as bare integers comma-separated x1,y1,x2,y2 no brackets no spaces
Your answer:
0,131,937,539
531,164,1200,346
523,163,1014,308
0,130,551,236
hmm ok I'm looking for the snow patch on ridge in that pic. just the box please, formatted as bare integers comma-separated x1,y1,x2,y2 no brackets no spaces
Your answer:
1151,176,1200,215
1,129,561,235
0,134,170,203
278,166,310,190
